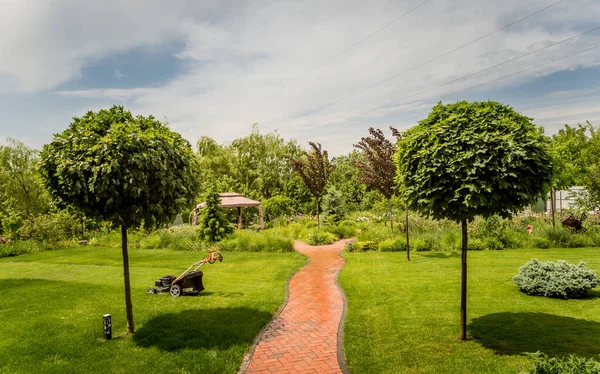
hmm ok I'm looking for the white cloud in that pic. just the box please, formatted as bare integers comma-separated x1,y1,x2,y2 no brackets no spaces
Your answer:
2,0,600,154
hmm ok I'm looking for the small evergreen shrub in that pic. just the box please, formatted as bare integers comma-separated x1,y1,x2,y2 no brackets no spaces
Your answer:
514,259,600,299
326,223,357,239
533,237,551,249
485,237,504,250
378,238,406,252
468,238,486,251
199,187,233,242
306,230,337,246
527,352,600,374
412,238,430,252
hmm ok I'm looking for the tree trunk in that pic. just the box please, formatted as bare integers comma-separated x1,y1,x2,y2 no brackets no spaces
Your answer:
121,225,135,334
406,207,410,261
316,198,320,232
551,187,556,230
460,219,468,340
388,198,393,233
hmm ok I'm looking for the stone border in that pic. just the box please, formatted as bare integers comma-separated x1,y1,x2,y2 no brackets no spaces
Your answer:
335,245,352,374
237,252,312,374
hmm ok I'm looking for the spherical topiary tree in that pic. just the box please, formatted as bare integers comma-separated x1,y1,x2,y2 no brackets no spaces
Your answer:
40,106,199,333
396,100,553,340
199,185,233,242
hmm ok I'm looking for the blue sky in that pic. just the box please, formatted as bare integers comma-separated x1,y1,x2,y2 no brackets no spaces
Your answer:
1,0,599,155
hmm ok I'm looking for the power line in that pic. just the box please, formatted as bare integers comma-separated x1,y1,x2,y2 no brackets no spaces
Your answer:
222,0,433,121
344,42,600,126
289,0,568,119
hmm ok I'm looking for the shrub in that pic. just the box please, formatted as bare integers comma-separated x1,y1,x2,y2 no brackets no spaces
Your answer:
514,259,600,299
305,221,318,229
217,230,294,252
485,237,504,250
467,238,486,251
199,186,233,242
18,211,80,243
527,352,600,374
321,187,347,223
378,238,406,252
306,230,337,246
326,223,357,239
339,220,357,227
533,237,551,249
263,195,293,220
355,241,377,251
412,238,431,252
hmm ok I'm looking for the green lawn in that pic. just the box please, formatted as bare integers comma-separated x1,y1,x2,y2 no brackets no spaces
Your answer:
340,248,600,374
0,246,305,374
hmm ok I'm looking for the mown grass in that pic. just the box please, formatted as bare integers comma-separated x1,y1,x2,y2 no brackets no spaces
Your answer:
0,246,305,374
340,248,600,374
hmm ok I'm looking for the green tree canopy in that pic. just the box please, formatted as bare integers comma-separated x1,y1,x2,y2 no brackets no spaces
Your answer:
39,106,199,333
397,101,552,221
396,100,553,340
0,138,51,221
287,142,335,229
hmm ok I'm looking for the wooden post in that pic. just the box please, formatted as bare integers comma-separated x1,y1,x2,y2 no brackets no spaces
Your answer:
551,188,556,230
237,207,243,229
258,205,264,229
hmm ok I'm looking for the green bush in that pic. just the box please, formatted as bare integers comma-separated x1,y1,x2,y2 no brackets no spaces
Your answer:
533,237,551,249
326,223,357,239
306,230,337,246
263,195,293,220
321,187,347,223
305,221,318,229
468,238,486,251
0,240,68,258
18,211,80,243
527,352,600,374
412,238,431,252
378,238,406,252
514,259,600,299
217,230,294,252
338,220,357,227
485,237,504,250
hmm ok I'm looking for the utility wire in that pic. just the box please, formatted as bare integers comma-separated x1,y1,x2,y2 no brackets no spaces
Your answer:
290,0,568,119
341,42,600,127
222,0,433,121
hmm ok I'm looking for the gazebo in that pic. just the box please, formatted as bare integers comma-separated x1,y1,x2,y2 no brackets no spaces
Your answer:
192,192,264,229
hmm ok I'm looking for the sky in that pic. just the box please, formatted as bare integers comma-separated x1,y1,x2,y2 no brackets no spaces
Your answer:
1,0,599,155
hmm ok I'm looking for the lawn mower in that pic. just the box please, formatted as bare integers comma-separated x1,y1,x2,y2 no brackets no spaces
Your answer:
148,250,223,297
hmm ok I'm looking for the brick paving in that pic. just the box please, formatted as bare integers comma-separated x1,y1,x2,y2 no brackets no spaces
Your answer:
242,240,350,374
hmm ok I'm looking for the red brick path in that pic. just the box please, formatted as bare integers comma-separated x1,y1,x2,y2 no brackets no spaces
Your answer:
241,240,350,374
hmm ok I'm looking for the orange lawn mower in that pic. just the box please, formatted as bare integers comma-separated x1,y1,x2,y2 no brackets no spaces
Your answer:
148,250,223,297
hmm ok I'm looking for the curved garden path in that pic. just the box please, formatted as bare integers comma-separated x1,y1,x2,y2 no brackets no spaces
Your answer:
240,239,351,374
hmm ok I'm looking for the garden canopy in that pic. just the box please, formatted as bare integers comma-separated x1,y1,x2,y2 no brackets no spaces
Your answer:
192,192,264,229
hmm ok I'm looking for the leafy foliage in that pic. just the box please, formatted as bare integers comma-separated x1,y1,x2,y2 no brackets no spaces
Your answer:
0,138,51,235
514,259,600,299
199,186,233,242
262,195,293,220
396,101,553,221
287,142,334,200
287,142,335,228
321,186,347,223
354,127,397,200
18,211,80,242
39,106,199,228
527,352,600,374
